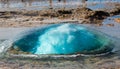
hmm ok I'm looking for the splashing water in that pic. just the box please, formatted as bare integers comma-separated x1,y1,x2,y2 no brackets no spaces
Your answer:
12,24,113,55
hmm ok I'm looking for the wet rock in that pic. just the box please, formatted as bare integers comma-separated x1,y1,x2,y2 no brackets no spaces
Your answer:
72,8,110,24
40,10,59,17
72,8,94,19
91,11,110,20
110,8,120,15
87,11,110,24
57,9,72,15
57,9,73,19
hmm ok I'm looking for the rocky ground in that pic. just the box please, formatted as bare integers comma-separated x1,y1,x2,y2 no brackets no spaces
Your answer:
0,54,120,69
0,4,120,28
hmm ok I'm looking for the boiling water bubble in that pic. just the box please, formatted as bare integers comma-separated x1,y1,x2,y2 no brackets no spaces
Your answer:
12,24,114,55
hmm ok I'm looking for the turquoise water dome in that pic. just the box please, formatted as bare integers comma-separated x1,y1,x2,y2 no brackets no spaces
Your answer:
12,24,113,55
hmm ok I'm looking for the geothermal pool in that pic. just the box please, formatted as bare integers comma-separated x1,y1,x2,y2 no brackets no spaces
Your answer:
6,23,113,55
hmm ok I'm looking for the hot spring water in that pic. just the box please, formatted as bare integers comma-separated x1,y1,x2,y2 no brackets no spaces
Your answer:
5,23,113,55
